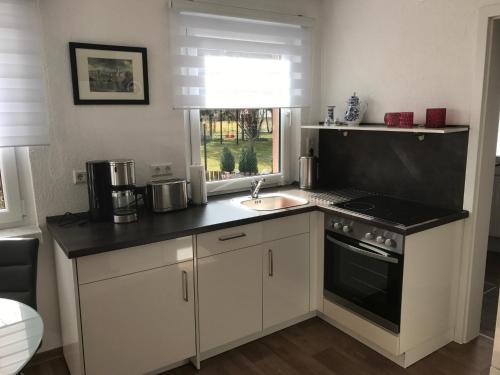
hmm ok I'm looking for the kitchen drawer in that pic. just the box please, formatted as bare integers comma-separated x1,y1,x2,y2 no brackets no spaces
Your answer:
77,236,193,284
197,222,263,258
263,213,310,242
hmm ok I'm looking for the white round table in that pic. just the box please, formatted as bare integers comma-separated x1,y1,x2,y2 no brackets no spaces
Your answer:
0,298,43,375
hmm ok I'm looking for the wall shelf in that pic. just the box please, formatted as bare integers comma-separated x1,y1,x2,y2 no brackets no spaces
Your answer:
301,124,469,134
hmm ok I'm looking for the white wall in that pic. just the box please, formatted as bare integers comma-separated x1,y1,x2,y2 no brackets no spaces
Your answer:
32,0,322,351
321,0,478,125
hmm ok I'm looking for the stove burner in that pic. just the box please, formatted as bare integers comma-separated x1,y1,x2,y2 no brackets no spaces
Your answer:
341,202,375,212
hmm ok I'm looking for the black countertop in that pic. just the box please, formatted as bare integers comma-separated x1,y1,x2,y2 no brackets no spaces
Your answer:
47,187,469,259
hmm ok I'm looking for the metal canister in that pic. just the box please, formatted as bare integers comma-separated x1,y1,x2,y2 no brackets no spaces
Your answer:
299,156,318,190
147,179,188,213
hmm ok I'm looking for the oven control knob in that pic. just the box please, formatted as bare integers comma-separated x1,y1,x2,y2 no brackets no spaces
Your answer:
333,222,343,230
342,225,352,233
376,236,385,244
365,232,374,240
385,239,396,247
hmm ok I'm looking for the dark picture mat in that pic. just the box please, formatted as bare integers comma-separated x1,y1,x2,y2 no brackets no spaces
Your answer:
69,42,149,105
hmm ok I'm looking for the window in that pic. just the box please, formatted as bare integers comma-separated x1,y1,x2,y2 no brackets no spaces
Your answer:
170,0,314,193
188,108,288,192
170,0,313,192
199,109,280,182
169,2,312,109
0,0,48,226
0,0,49,147
0,148,22,225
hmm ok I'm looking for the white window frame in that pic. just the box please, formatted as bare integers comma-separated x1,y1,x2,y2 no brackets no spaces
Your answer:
0,148,23,225
186,109,292,195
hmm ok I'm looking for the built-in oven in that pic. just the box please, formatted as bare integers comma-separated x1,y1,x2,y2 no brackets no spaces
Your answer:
323,214,404,333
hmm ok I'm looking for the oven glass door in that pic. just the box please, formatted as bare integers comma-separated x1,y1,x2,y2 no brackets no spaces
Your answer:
324,231,403,333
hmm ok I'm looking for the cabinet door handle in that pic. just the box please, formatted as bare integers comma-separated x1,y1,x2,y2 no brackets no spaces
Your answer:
268,249,273,277
182,270,188,302
218,232,246,241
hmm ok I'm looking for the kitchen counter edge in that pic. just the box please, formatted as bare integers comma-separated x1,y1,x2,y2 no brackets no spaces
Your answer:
46,191,469,259
47,205,317,259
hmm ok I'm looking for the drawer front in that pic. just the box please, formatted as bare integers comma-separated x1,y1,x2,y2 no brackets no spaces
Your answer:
263,213,310,242
77,236,193,284
197,222,263,258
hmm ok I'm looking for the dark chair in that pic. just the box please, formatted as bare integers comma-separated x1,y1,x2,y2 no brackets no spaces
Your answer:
0,238,39,310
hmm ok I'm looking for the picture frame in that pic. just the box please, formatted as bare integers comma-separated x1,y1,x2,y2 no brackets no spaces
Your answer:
69,42,149,105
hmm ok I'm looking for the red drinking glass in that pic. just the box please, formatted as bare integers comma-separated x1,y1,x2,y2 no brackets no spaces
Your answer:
399,112,414,128
425,108,446,128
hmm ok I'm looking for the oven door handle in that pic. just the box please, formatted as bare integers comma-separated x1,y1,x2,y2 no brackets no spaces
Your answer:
326,235,399,264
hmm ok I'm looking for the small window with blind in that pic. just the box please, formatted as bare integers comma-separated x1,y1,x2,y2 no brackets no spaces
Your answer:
169,0,313,192
0,148,22,225
0,0,48,225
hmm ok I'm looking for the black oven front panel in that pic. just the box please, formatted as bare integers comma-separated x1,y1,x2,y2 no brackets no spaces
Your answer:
324,231,404,333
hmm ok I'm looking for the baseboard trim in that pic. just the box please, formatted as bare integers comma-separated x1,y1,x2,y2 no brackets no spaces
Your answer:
200,311,316,362
317,311,406,367
148,359,190,375
318,311,454,369
403,331,452,368
480,333,495,342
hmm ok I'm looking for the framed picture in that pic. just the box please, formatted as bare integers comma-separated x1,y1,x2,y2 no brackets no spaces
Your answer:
69,42,149,105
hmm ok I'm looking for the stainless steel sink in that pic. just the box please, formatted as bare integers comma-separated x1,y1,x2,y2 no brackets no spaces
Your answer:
240,194,308,211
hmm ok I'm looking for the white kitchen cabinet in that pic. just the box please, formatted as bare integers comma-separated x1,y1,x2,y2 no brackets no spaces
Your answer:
79,260,195,375
198,245,263,352
263,234,310,329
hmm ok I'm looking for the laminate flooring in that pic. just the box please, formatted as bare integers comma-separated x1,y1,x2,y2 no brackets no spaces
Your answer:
481,249,500,338
23,318,493,375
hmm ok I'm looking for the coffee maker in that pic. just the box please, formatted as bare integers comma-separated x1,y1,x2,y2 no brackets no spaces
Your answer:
86,159,138,224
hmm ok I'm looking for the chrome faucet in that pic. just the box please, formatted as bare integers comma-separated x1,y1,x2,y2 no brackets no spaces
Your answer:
250,178,265,199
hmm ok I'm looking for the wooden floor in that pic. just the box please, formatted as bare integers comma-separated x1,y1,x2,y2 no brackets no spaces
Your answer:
481,250,500,337
24,318,493,375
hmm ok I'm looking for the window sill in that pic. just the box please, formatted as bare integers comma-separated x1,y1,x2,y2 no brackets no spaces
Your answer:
206,174,285,196
0,225,42,240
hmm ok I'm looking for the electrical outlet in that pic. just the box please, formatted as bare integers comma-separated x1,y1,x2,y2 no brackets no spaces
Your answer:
164,163,172,176
150,164,162,177
150,163,173,179
73,170,87,184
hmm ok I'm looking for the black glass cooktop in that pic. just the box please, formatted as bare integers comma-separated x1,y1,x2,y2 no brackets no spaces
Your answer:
334,195,457,227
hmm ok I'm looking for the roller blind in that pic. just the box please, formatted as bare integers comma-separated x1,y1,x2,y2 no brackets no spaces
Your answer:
0,0,48,147
169,0,313,109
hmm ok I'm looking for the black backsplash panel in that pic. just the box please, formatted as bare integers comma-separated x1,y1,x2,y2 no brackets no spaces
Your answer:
318,130,469,210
